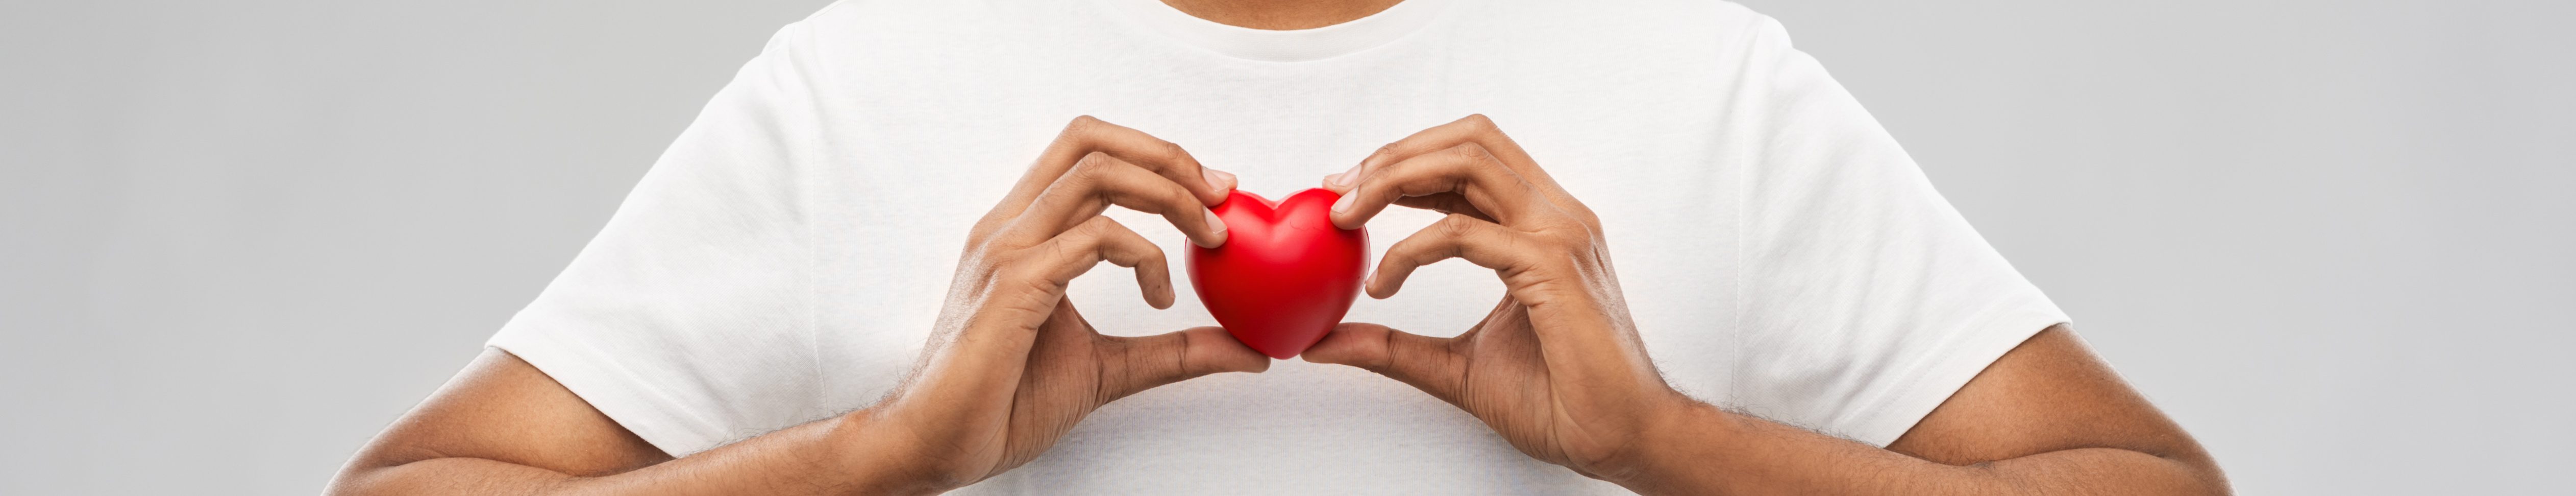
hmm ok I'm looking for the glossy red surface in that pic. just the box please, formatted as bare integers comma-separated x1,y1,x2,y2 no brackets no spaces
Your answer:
1187,188,1368,359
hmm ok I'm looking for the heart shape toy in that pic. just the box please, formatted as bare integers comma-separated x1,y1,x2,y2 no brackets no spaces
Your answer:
1187,188,1369,359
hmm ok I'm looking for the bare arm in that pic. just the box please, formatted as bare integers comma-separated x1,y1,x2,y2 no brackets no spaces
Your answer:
1307,114,2228,496
332,116,1266,496
1617,325,2230,495
326,348,927,496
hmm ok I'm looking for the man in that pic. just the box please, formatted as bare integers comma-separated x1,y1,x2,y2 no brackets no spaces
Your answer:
329,0,2230,494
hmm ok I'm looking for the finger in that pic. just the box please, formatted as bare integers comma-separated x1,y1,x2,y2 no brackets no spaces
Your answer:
1008,152,1228,249
1301,322,1465,405
1326,114,1595,225
1346,114,1563,192
1012,115,1235,210
1327,174,1495,221
1391,192,1495,223
1327,143,1538,230
1367,214,1546,299
1096,326,1271,403
1019,216,1176,309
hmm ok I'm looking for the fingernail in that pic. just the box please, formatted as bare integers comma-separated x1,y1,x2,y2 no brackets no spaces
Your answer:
1330,190,1357,215
1202,169,1236,194
1200,209,1227,247
1328,163,1363,187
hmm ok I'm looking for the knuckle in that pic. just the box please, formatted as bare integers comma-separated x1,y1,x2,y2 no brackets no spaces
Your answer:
1056,239,1102,266
1055,243,1097,271
1435,214,1480,238
1155,140,1193,170
1460,113,1498,132
1120,234,1167,266
1363,346,1396,373
1067,115,1102,132
963,234,1006,258
1448,143,1495,166
1109,221,1151,247
1086,214,1124,230
1067,155,1123,192
979,261,1020,285
1071,151,1114,175
964,216,1007,245
1067,216,1114,240
1055,116,1102,143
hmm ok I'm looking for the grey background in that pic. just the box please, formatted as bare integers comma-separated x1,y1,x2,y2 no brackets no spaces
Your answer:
3,0,2567,493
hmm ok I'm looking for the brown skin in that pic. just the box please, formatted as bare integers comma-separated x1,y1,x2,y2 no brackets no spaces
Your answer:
1305,116,2228,495
332,3,2226,495
333,117,2227,495
332,116,1267,496
1158,0,1407,30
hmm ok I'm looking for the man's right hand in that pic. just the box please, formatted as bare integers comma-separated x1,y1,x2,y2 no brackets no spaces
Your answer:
860,115,1268,490
326,116,1268,496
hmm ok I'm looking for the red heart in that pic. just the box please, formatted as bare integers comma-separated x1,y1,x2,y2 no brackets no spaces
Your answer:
1188,188,1369,359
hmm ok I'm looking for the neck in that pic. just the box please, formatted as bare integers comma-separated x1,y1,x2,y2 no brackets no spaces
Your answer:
1156,0,1407,30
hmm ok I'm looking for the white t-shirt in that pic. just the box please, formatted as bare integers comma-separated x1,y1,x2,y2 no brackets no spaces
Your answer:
489,0,2069,493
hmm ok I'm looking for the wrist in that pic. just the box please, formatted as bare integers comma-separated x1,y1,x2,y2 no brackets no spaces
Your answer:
824,409,954,496
1602,396,1741,494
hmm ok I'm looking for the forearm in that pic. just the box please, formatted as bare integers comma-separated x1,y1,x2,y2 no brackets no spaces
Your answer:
331,412,938,496
1609,401,2224,496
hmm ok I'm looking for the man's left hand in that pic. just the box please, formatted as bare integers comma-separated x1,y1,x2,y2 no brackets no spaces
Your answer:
1303,114,1683,483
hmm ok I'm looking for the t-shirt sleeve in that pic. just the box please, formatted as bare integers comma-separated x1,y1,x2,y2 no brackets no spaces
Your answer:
1724,16,2070,446
486,20,836,457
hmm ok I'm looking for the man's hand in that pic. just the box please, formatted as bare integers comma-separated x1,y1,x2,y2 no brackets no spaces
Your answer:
869,115,1270,489
1301,114,1686,481
327,116,1270,496
1303,114,2228,495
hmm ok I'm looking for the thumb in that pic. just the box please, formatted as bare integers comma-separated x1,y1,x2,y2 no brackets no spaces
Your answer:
1302,323,1465,405
1097,326,1270,403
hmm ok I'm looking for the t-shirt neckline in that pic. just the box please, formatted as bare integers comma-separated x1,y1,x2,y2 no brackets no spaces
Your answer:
1093,0,1458,63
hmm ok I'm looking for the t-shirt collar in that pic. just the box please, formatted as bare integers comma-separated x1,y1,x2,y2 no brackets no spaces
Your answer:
1093,0,1458,63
